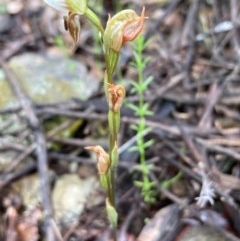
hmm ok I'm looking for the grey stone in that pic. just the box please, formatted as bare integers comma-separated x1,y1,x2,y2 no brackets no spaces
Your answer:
0,53,99,108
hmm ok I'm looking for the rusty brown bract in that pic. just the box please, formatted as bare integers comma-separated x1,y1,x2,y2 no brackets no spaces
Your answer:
108,84,126,112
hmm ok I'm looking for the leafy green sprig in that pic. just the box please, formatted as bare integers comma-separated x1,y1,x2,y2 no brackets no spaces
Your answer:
127,35,155,203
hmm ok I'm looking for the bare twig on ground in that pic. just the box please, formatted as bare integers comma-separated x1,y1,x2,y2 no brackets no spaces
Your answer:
181,0,201,87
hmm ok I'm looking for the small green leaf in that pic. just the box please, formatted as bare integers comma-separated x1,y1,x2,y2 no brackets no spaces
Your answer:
161,171,183,189
106,199,118,227
143,139,154,149
130,62,137,68
127,103,139,113
142,102,150,111
143,38,152,49
143,181,155,189
143,57,151,66
129,145,139,152
130,88,137,94
143,76,154,89
144,126,152,133
129,81,140,90
134,180,144,187
134,164,150,174
133,52,142,64
145,110,154,116
130,124,138,130
135,103,151,116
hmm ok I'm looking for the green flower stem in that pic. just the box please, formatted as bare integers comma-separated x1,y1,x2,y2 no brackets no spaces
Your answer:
110,169,116,206
101,171,115,215
108,111,120,147
107,172,114,205
85,7,104,36
106,87,118,203
104,60,121,239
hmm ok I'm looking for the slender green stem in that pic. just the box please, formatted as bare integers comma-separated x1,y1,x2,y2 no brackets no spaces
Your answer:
110,169,116,206
85,8,104,35
105,66,119,241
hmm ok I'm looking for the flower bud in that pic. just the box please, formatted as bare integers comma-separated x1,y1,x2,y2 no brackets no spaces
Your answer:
85,145,110,175
44,0,87,14
103,7,145,53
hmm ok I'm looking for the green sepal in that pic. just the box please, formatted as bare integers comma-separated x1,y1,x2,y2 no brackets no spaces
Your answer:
100,174,108,191
105,48,119,76
114,111,120,136
108,110,114,137
106,198,118,227
108,110,120,138
110,142,119,169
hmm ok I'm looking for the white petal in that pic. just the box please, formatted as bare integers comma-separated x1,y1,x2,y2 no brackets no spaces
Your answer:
44,0,87,14
44,0,69,12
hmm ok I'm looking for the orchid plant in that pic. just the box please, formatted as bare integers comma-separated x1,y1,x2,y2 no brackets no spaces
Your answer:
43,0,145,239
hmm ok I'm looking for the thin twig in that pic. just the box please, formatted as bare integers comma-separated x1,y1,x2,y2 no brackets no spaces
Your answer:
196,138,240,161
181,0,201,87
1,61,55,241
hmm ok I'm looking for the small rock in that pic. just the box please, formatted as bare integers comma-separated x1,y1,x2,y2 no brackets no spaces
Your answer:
138,204,182,241
178,226,230,241
0,69,17,108
11,172,102,228
52,174,102,226
12,174,43,209
0,53,100,108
